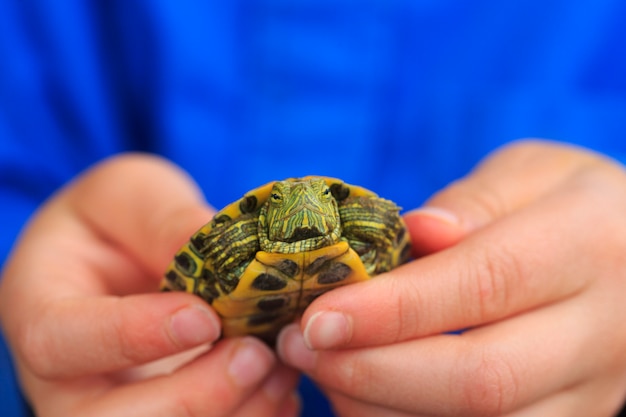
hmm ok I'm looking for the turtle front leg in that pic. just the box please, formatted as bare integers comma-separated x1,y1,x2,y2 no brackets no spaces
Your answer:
338,196,411,275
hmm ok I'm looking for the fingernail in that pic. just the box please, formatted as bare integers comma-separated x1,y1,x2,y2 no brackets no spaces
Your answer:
169,305,220,347
228,337,275,387
303,311,352,350
277,324,316,371
407,206,460,225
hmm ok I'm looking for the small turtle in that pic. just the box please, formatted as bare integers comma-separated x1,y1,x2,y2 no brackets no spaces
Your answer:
162,176,411,344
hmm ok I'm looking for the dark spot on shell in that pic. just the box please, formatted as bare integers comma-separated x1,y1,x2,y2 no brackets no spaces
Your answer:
318,263,352,284
165,270,179,284
212,214,232,227
175,252,196,274
239,195,258,214
305,256,329,276
201,268,217,284
247,312,281,327
257,297,288,311
395,227,406,245
165,270,189,291
330,183,350,201
190,234,206,254
400,242,412,263
251,273,287,291
275,259,300,278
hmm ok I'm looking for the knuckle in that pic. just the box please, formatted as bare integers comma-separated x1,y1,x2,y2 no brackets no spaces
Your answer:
173,391,233,417
329,352,373,397
434,177,509,223
110,300,137,364
174,373,248,417
460,243,521,324
455,346,519,416
169,400,200,417
111,298,159,366
113,319,142,366
392,276,424,341
16,321,50,377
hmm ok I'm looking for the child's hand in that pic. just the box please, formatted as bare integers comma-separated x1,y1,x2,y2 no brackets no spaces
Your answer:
279,140,626,417
0,154,300,417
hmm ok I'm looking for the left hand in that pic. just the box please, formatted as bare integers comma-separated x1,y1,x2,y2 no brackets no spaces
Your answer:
0,155,300,417
277,139,626,416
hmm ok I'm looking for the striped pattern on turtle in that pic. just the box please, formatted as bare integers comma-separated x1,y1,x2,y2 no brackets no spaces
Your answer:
162,176,411,344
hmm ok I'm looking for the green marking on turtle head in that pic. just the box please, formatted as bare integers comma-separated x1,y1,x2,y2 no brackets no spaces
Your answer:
259,178,342,253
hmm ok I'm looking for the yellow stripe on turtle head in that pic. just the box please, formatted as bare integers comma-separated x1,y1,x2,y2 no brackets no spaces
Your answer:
260,178,342,253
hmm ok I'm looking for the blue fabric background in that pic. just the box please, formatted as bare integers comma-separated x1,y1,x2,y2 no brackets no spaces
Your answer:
1,1,626,415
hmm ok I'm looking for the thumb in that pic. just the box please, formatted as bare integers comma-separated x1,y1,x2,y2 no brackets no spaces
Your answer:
67,153,216,280
296,140,606,351
405,139,600,256
0,154,220,377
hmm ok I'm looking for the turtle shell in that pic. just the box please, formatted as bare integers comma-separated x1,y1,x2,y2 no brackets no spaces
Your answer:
162,176,411,344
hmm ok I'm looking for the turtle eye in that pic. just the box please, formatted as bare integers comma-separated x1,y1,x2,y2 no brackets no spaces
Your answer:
270,192,282,203
321,187,332,200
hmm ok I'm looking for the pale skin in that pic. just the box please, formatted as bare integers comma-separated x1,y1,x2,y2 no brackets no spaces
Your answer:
277,140,626,416
0,156,300,417
1,140,626,416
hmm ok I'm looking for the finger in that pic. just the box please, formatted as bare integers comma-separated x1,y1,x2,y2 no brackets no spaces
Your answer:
27,337,281,417
279,296,614,417
505,373,626,417
419,140,605,231
0,154,215,320
91,338,276,417
231,364,301,417
404,140,608,256
0,155,222,376
326,390,427,417
402,207,466,256
65,153,216,281
17,292,221,378
504,390,589,417
299,170,621,349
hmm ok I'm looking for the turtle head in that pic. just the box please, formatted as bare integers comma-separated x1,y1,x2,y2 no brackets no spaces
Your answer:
259,178,342,253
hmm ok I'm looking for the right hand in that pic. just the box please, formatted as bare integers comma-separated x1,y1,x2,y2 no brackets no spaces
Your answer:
0,154,300,417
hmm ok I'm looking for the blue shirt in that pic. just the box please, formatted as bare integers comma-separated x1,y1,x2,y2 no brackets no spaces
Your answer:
2,1,626,416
